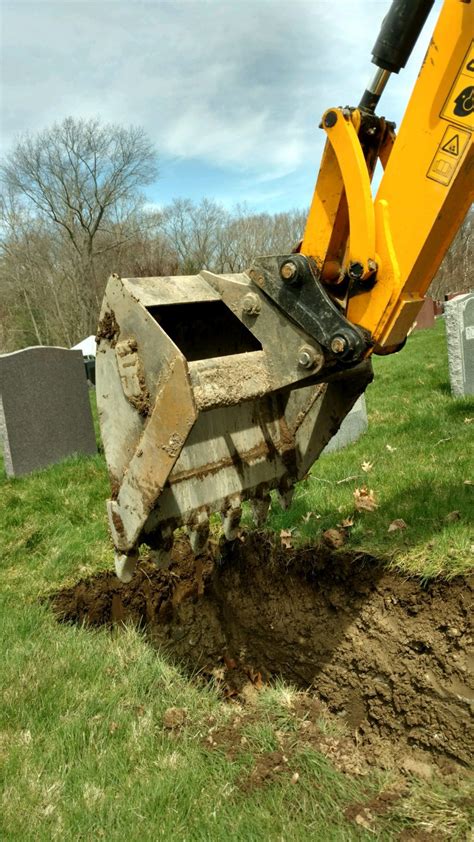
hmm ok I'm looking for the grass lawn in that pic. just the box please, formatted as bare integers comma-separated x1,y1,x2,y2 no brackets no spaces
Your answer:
1,319,473,840
269,320,473,579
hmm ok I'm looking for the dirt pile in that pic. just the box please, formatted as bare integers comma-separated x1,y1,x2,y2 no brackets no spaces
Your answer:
49,534,473,767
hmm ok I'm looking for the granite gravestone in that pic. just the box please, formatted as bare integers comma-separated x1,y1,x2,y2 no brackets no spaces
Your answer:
323,394,368,454
445,292,474,398
0,346,97,477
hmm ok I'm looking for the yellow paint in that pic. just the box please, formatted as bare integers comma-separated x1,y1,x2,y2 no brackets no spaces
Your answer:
301,137,346,277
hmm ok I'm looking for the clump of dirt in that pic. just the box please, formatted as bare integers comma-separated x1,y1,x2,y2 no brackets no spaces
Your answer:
96,310,119,347
49,534,473,767
240,750,292,791
127,388,151,418
344,789,407,829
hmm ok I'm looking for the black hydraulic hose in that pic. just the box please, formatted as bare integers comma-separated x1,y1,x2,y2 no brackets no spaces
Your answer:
371,0,435,73
359,0,435,113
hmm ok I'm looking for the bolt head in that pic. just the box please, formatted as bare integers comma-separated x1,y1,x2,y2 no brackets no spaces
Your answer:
324,110,338,128
249,268,265,287
298,350,312,368
348,261,364,280
280,260,298,281
297,344,323,371
242,293,261,316
330,336,347,354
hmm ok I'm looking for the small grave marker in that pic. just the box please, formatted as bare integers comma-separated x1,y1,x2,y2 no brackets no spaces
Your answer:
323,394,368,454
445,292,474,397
0,346,97,477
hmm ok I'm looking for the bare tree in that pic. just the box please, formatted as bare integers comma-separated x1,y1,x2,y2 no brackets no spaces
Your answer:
1,116,158,328
116,210,180,278
160,198,226,274
158,199,307,276
429,208,473,300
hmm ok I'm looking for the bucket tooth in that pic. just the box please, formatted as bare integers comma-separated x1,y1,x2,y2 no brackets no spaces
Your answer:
187,511,210,556
115,550,139,583
221,497,242,541
277,487,294,510
249,494,271,527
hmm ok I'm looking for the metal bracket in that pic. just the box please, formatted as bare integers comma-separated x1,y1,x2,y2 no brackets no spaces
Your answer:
248,253,372,365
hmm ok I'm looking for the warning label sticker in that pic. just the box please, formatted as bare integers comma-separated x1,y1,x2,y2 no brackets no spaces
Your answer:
441,134,460,156
440,42,474,130
427,125,470,186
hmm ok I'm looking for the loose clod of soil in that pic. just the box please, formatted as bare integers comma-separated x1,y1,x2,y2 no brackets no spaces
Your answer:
49,534,473,769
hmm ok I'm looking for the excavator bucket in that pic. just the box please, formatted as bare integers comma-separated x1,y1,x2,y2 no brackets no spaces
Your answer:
96,265,372,581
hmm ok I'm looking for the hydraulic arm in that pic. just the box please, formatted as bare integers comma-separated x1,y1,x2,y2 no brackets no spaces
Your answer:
303,0,473,350
96,0,473,581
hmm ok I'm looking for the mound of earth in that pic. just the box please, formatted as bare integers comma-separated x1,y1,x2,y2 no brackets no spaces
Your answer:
49,533,473,767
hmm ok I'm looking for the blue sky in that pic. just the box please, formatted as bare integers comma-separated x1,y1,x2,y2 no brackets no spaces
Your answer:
2,0,441,213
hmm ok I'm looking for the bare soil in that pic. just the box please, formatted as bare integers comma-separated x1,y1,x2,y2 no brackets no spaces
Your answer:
49,533,473,768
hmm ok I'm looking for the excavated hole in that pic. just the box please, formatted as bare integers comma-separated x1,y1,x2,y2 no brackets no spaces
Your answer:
49,534,473,768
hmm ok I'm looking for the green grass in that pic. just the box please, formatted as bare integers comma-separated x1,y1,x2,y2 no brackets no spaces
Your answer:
1,319,473,840
267,320,474,578
0,594,395,841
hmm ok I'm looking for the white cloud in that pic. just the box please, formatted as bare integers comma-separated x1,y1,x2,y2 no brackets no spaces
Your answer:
1,0,441,187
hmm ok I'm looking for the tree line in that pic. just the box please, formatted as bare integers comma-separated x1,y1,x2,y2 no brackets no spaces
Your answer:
0,117,471,352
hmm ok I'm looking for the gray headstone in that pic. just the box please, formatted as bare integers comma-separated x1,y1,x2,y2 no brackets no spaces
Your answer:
0,346,97,477
445,292,474,398
323,394,368,454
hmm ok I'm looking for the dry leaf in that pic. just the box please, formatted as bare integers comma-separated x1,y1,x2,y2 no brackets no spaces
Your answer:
353,486,378,512
464,417,473,424
280,528,293,549
464,479,473,486
339,516,354,528
291,772,300,784
388,518,407,532
163,707,187,730
361,460,374,473
109,721,119,734
322,528,346,549
385,444,397,453
445,510,461,522
247,668,263,689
